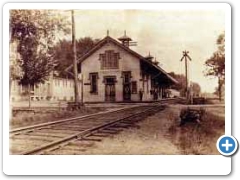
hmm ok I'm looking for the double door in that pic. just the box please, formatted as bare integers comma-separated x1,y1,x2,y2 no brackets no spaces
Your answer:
122,72,131,101
105,77,116,102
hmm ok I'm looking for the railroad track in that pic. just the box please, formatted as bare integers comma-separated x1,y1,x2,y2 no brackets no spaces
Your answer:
10,104,165,155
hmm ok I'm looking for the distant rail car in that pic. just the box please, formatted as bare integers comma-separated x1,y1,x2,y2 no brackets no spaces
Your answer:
192,97,205,104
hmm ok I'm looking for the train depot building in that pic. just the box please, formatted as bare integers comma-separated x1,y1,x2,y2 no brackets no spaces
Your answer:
75,33,178,103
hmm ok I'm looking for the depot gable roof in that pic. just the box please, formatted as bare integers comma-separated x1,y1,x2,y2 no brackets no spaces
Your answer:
66,35,178,84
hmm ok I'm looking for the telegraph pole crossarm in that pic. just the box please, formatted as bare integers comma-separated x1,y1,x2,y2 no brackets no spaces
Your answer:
180,50,192,102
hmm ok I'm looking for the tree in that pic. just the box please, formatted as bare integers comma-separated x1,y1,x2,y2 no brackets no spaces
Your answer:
9,41,23,93
53,37,99,77
168,72,186,96
168,72,201,97
17,36,54,85
205,32,225,101
10,10,70,107
191,82,201,97
10,10,70,45
213,84,225,100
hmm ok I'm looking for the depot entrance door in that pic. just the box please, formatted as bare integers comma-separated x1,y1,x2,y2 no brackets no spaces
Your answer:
105,77,116,102
122,71,131,101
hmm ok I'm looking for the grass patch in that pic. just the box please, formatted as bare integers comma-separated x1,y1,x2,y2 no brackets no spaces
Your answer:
168,109,225,155
10,106,106,129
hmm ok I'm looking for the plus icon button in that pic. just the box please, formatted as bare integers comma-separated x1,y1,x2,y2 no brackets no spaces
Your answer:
222,139,233,151
217,135,238,156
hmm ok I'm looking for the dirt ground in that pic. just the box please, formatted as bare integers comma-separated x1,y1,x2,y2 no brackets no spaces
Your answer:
73,105,225,155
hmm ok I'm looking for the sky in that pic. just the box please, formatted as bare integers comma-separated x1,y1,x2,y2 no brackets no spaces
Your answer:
69,9,225,93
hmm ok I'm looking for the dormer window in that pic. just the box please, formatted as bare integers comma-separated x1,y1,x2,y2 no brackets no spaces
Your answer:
100,50,120,69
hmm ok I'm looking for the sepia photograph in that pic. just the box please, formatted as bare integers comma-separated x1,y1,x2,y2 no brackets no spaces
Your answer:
9,6,226,156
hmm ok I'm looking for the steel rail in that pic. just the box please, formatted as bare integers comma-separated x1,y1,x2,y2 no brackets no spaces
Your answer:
11,98,181,134
21,106,159,155
10,105,142,134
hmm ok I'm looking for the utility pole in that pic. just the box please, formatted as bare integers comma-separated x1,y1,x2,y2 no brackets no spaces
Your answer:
184,52,188,89
71,10,80,104
180,50,192,98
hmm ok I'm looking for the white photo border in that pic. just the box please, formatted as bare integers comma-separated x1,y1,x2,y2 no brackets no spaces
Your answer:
3,2,231,175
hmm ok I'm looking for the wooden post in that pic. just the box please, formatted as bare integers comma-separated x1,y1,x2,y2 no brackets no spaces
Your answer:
185,55,188,93
58,101,62,111
218,76,222,102
28,84,31,108
180,51,192,102
71,10,80,104
81,74,84,104
9,79,12,119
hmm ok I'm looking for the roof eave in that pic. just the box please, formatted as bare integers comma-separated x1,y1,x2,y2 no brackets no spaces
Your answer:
141,58,178,84
65,35,178,85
